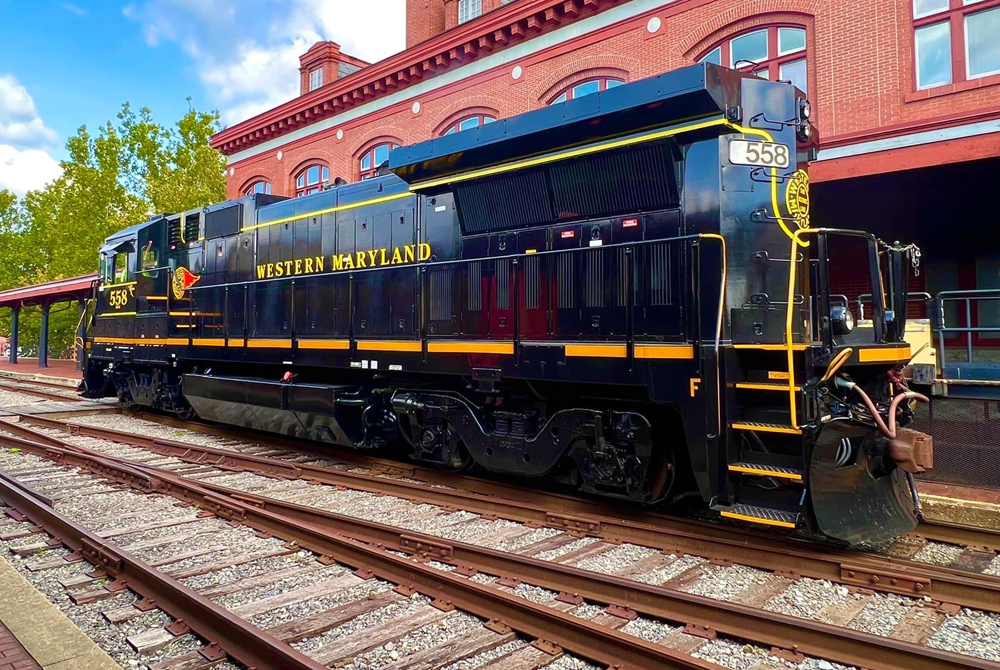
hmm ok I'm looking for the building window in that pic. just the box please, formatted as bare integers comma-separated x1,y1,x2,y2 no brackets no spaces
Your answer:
458,0,482,24
549,77,624,104
699,26,808,93
295,164,330,197
244,181,272,196
359,143,398,180
443,114,496,135
309,68,323,91
913,0,1000,89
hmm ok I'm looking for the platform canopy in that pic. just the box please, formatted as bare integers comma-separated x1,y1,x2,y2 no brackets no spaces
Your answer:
0,274,97,310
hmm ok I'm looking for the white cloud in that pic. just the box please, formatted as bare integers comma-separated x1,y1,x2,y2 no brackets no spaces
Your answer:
60,2,89,16
0,74,60,150
122,0,406,126
0,74,62,195
0,146,62,196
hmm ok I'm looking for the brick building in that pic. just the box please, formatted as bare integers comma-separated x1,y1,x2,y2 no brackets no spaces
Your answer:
211,0,1000,305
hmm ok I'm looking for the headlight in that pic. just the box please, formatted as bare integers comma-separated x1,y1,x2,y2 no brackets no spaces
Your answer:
831,306,855,336
799,98,812,120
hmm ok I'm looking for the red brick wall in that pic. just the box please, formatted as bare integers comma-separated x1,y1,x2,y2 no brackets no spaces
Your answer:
228,0,1000,199
406,0,446,47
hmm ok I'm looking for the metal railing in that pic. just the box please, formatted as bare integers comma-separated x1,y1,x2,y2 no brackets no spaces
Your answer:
934,289,1000,367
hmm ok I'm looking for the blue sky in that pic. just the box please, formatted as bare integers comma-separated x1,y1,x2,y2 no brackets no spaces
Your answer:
0,0,406,195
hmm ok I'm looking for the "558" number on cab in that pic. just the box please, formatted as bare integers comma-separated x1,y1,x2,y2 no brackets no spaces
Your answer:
729,139,790,169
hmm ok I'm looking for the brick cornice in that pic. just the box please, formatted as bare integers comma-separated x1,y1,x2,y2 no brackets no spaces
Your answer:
211,0,626,155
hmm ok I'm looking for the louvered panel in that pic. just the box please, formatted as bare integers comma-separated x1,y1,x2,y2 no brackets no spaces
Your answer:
495,259,510,310
430,268,453,321
455,171,553,234
467,261,482,311
524,255,540,310
650,243,673,307
616,247,628,307
585,250,604,308
557,254,575,309
548,143,679,219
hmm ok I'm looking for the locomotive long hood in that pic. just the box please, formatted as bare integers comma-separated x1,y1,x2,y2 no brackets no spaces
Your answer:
390,62,742,187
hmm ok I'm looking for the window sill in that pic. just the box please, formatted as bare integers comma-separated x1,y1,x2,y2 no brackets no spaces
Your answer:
905,72,1000,102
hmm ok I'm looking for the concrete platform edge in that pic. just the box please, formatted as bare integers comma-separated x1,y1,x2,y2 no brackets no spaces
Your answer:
0,554,122,670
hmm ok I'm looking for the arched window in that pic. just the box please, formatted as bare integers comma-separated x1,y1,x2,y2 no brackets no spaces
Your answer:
442,114,496,135
244,180,272,196
295,164,330,197
699,26,808,92
549,77,623,105
359,142,398,180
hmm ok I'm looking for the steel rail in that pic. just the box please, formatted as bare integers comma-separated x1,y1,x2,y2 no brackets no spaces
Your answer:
25,412,1000,613
0,431,718,670
0,424,996,670
916,519,1000,554
0,449,329,670
0,380,82,402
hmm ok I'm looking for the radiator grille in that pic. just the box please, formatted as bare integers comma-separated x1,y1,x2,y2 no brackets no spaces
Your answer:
456,171,552,233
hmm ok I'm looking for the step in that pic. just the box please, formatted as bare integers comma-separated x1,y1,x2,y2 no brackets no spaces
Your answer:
733,382,801,391
712,504,799,529
730,421,802,435
728,462,803,482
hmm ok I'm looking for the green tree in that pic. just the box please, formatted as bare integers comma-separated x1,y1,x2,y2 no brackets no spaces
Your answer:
0,102,226,358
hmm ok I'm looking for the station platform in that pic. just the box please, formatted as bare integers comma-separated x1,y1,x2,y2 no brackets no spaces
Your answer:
920,481,1000,531
0,360,81,387
0,555,120,670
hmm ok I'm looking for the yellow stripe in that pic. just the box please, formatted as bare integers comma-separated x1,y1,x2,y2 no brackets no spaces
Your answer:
565,343,627,358
95,337,189,345
169,311,222,317
427,341,514,355
411,117,729,191
357,340,422,352
720,511,797,528
94,337,133,344
728,465,803,481
633,344,695,360
733,344,808,351
734,382,802,391
242,192,413,231
730,422,802,435
101,281,137,288
98,312,137,318
297,339,350,350
145,296,168,301
858,346,911,363
193,338,226,346
175,324,196,328
246,339,292,349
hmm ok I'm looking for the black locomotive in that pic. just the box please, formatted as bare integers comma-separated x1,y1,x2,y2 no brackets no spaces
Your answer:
84,63,933,545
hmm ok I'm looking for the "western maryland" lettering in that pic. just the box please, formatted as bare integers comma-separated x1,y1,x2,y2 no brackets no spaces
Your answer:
256,243,432,280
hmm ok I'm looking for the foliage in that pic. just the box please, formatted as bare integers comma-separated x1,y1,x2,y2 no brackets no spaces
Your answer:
0,101,226,357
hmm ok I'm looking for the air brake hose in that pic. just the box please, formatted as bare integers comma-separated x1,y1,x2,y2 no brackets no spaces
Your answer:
821,347,853,382
835,377,928,439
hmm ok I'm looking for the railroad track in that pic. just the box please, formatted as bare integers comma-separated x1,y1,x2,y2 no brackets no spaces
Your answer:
1,416,998,670
0,378,83,402
25,410,1000,613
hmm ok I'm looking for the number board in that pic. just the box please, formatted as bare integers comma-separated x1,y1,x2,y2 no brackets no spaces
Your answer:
729,139,791,169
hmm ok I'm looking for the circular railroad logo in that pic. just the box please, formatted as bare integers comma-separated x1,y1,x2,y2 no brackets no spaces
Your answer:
785,169,810,229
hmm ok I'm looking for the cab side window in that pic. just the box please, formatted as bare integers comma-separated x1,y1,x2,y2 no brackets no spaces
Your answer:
114,252,128,283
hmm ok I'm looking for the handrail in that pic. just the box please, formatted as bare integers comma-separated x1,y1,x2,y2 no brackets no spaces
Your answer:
933,289,1000,366
786,227,881,430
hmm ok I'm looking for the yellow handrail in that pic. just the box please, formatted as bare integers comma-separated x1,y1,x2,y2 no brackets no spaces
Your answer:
784,228,822,429
698,233,727,439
